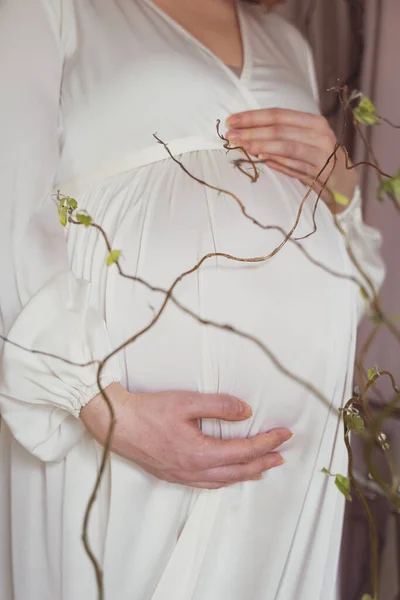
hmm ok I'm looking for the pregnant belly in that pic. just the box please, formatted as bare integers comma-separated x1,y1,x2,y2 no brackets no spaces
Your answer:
71,150,353,443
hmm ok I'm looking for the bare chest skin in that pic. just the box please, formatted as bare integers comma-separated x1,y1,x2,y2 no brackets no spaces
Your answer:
151,0,244,68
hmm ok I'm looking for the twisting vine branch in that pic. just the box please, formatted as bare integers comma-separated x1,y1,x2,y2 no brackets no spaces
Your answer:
1,86,398,600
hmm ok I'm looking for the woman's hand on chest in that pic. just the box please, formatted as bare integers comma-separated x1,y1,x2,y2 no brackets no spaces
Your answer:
226,108,358,214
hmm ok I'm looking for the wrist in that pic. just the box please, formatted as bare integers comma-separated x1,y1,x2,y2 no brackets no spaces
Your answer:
80,382,130,444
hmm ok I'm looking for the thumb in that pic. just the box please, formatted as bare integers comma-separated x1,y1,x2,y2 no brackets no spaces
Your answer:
185,393,252,422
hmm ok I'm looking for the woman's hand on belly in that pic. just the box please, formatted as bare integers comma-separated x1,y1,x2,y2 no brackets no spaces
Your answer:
80,383,291,489
226,108,358,213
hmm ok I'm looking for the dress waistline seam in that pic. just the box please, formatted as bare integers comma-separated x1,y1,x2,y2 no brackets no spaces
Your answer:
55,135,227,197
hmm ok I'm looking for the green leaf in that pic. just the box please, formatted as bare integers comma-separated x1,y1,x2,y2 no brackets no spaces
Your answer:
353,96,380,125
348,89,362,104
358,96,375,113
106,249,122,267
333,192,350,207
76,213,93,227
335,474,352,501
379,169,400,203
322,469,352,501
346,412,365,433
343,406,365,433
354,110,380,125
66,197,78,210
361,595,373,600
367,367,378,381
58,205,68,227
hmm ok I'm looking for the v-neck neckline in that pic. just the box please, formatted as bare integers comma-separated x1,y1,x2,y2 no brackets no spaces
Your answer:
143,0,253,87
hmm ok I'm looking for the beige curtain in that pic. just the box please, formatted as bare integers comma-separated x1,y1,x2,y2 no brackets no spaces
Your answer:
356,0,400,389
355,2,400,598
274,0,364,150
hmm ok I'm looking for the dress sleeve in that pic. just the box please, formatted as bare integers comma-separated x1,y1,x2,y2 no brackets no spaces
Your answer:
302,37,386,322
335,188,385,322
0,0,120,463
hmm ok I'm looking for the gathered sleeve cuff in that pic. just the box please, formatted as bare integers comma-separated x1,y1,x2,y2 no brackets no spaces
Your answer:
0,271,121,462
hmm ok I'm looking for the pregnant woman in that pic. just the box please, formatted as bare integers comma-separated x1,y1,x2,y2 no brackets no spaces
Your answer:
0,0,385,599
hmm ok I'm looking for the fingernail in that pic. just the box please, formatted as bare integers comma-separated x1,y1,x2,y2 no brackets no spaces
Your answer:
226,115,240,127
273,456,285,467
251,474,263,481
279,430,293,443
225,130,241,143
240,401,253,417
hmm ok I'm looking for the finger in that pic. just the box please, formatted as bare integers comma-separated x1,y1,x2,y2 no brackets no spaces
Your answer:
196,428,293,470
184,473,265,489
261,154,336,182
241,140,326,165
263,161,333,204
147,469,233,490
226,108,327,132
260,155,319,178
262,159,318,188
185,393,252,421
262,157,327,187
268,161,311,183
258,144,339,172
226,125,331,147
183,481,232,489
176,452,284,483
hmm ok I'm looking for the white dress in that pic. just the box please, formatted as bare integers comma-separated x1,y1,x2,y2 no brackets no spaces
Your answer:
0,1,385,599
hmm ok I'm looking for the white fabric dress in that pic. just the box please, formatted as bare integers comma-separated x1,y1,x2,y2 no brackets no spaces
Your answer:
0,1,385,599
